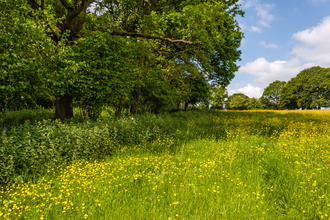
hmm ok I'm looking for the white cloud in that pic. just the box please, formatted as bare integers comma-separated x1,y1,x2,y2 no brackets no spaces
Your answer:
251,25,261,33
244,0,258,9
255,4,275,27
238,58,314,89
260,41,279,48
228,84,263,98
291,16,330,66
243,0,276,31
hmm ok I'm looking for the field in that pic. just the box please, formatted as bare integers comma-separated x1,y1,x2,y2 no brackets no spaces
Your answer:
1,110,330,219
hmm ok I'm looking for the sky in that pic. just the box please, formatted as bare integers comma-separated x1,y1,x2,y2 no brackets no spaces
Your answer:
228,0,330,98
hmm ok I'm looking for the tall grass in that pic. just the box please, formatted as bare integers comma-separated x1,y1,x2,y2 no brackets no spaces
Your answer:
1,110,330,219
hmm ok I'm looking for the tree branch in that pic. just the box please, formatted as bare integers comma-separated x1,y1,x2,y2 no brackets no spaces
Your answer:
25,0,59,42
27,0,41,10
69,0,95,19
110,31,193,44
45,23,59,43
59,0,73,10
153,47,193,58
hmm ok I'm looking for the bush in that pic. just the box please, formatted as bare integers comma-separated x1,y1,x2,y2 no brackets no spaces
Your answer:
0,112,191,187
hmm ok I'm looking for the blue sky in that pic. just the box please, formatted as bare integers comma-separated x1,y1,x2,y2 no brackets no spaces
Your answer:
228,0,330,98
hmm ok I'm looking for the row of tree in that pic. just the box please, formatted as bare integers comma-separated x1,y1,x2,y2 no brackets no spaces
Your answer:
261,66,330,110
1,0,244,119
209,66,330,110
207,91,260,110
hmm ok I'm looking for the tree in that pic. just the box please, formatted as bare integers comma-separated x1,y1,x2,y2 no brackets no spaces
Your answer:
225,93,248,109
280,79,299,110
5,0,244,119
210,86,228,110
184,72,211,111
280,67,330,109
247,98,260,110
0,1,56,113
71,31,140,118
229,95,248,110
260,80,286,109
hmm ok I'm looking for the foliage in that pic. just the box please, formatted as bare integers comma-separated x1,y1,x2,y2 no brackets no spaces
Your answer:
2,0,244,119
184,72,211,108
71,31,141,118
229,96,248,110
280,66,330,109
260,80,286,109
247,97,261,110
0,108,54,131
0,1,55,112
210,86,228,109
225,93,249,110
0,111,198,186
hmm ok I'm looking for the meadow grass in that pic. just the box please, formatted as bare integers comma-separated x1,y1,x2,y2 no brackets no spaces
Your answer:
1,110,330,219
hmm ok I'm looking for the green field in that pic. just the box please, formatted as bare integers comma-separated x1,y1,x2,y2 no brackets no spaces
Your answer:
1,110,330,219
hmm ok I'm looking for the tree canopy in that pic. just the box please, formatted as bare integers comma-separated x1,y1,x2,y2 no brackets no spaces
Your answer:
210,86,228,110
1,0,244,118
225,93,248,109
280,66,330,109
260,80,286,110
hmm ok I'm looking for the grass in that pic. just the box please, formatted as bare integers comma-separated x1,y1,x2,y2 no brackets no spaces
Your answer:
1,110,330,219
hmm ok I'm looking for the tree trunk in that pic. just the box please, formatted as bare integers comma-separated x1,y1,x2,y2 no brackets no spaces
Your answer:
184,102,189,111
130,104,138,115
115,97,124,119
177,102,180,111
54,95,73,120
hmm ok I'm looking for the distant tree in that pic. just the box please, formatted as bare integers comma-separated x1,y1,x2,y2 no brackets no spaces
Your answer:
210,86,228,110
229,95,249,110
247,98,261,110
260,80,286,109
280,66,330,109
185,75,211,111
225,93,248,109
280,79,299,110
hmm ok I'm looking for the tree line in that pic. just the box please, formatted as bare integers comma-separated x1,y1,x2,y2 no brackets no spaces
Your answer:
212,66,330,110
1,0,244,119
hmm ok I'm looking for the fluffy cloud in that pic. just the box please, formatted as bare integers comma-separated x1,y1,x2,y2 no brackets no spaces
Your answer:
260,41,279,48
291,16,330,66
243,0,276,30
255,4,275,27
238,58,313,88
235,16,330,98
228,83,263,98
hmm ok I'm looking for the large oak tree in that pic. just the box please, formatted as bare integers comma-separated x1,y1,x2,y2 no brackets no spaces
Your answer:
3,0,244,119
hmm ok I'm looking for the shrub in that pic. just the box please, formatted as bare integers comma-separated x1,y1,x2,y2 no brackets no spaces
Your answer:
0,112,190,186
